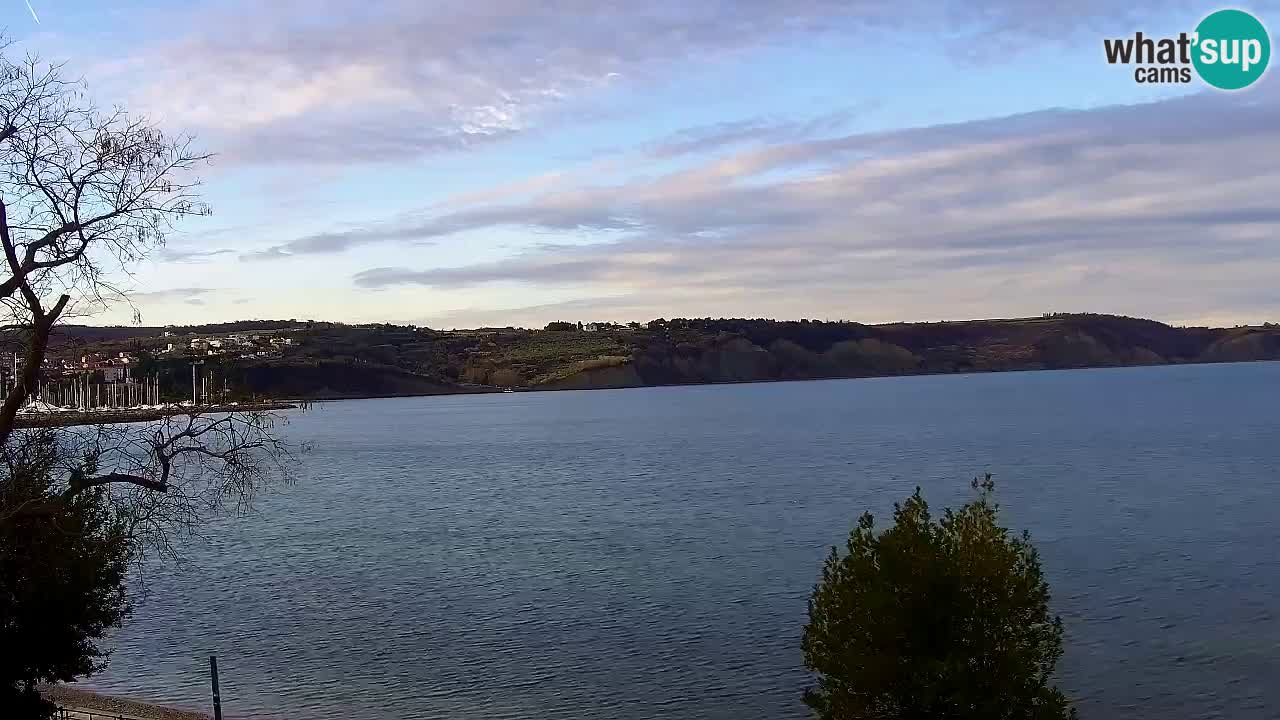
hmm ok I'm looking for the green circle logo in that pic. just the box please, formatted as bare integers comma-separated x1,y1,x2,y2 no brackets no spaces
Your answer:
1193,9,1271,90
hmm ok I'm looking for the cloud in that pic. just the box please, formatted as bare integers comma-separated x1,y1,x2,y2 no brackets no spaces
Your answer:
337,87,1280,325
106,0,1195,166
354,254,615,289
132,287,262,312
156,248,235,263
243,201,630,259
132,287,216,303
239,247,295,262
421,294,658,329
239,231,384,261
240,229,440,261
259,86,1278,264
645,108,865,158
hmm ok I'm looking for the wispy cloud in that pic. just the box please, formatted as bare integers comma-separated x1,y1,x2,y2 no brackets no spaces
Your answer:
264,85,1280,267
106,0,1193,166
156,248,235,263
240,227,441,261
131,287,216,304
645,108,866,159
329,87,1280,325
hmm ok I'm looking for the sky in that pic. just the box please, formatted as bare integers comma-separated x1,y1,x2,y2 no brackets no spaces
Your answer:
6,0,1280,328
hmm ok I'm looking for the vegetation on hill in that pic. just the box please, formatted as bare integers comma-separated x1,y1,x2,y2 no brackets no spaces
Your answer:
42,313,1280,400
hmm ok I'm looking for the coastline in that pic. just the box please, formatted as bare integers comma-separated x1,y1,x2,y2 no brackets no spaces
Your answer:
13,402,297,429
42,686,209,720
277,356,1280,403
18,358,1275,422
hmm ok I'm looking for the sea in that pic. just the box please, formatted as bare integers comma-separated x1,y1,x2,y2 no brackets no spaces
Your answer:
82,361,1280,719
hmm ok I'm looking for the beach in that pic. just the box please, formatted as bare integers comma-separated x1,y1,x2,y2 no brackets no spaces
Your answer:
44,686,209,720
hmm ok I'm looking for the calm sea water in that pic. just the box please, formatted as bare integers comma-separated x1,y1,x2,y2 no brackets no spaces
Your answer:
82,363,1280,719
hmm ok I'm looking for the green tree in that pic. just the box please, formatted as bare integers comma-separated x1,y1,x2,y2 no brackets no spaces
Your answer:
130,344,158,378
802,476,1074,720
0,432,131,717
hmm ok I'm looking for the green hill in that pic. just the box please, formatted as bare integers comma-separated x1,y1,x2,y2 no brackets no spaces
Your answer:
40,314,1280,399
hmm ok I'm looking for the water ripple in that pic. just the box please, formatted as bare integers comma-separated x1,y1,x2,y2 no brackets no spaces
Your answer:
82,364,1280,719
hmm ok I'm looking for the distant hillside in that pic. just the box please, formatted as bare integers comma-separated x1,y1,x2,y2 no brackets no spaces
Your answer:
41,314,1280,399
48,320,306,346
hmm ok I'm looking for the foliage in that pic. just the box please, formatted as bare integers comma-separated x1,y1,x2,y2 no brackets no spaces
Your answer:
489,368,524,387
802,476,1075,720
40,314,1280,398
0,432,131,719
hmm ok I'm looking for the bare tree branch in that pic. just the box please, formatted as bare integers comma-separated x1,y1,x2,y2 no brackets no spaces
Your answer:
0,44,294,571
67,471,168,495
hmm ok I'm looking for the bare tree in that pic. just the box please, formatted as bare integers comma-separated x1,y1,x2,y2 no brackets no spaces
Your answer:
0,42,295,716
2,411,292,557
0,46,293,545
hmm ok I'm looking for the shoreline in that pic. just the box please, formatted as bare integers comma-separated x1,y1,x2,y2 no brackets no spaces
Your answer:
42,686,209,720
281,356,1280,404
14,402,297,429
19,358,1275,421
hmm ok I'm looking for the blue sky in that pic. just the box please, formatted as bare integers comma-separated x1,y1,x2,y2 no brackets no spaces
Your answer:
7,0,1279,328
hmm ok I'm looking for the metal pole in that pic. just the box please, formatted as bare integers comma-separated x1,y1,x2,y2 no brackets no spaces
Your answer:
192,364,197,405
209,655,223,720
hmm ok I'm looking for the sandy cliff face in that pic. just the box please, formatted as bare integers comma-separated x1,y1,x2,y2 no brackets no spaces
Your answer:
1199,332,1280,362
539,363,645,390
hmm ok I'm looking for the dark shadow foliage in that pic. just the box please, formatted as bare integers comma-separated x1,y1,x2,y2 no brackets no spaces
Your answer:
1,432,131,719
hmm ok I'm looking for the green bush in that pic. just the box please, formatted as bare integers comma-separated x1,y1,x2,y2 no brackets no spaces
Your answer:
802,476,1075,720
